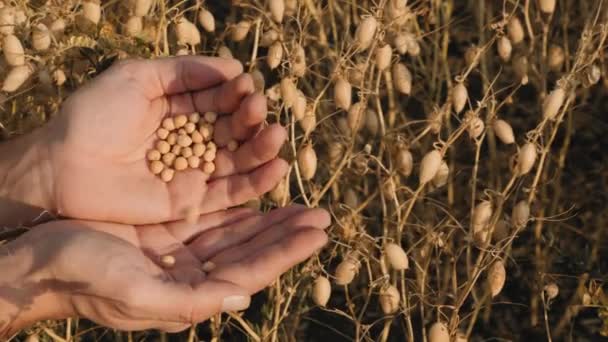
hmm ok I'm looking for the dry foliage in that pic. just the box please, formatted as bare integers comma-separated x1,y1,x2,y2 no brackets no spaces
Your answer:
2,0,608,341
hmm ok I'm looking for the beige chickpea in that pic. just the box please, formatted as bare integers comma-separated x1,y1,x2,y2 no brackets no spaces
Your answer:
203,149,216,162
202,161,215,174
189,112,200,123
177,135,193,147
173,114,188,128
184,122,196,134
147,149,161,161
171,144,182,155
156,127,169,140
191,130,204,144
187,156,201,168
192,143,206,157
162,152,176,166
156,140,170,154
167,132,178,145
181,146,193,158
160,168,175,182
174,156,188,171
149,160,164,174
227,140,239,152
162,117,175,131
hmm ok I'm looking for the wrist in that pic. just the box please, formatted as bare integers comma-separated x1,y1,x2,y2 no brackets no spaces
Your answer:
0,128,56,225
0,233,73,338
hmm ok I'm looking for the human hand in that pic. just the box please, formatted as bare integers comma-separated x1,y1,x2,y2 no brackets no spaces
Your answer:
40,56,287,224
0,205,329,336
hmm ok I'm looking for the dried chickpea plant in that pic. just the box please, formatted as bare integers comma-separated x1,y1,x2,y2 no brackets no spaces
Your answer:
2,0,608,341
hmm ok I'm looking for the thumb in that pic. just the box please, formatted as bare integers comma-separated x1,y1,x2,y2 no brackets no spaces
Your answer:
134,275,251,324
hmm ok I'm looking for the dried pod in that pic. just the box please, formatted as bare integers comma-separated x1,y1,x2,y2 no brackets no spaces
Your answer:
507,17,525,44
548,45,565,72
3,34,25,66
251,69,265,92
467,117,484,139
31,23,51,51
231,21,251,41
291,44,306,77
175,17,200,46
543,87,566,120
285,0,298,15
82,0,101,24
50,18,66,38
393,33,409,55
428,322,450,342
392,63,412,95
493,219,510,242
298,144,317,180
2,64,33,92
334,258,358,285
432,161,449,188
513,55,529,85
344,188,359,208
472,201,493,234
312,276,331,307
406,35,421,56
396,149,413,177
292,91,307,120
539,0,556,14
198,9,215,32
511,200,530,228
453,83,468,113
267,41,283,69
379,285,400,314
14,10,26,25
132,0,153,16
299,108,316,135
493,119,515,144
517,142,537,175
217,45,233,58
354,16,377,50
0,7,15,35
269,0,285,23
280,77,297,108
583,64,601,88
269,177,289,204
375,44,392,71
487,260,506,297
419,150,442,184
348,62,365,85
347,102,365,133
125,16,143,37
544,283,559,300
365,109,379,136
497,36,513,62
260,29,279,47
384,243,409,270
334,77,352,110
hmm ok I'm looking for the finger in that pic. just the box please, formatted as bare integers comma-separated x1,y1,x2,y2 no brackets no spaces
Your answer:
213,93,268,146
129,56,244,97
188,205,308,261
201,159,289,212
166,207,260,243
210,208,331,264
132,275,251,323
165,73,254,115
208,228,328,293
212,124,287,178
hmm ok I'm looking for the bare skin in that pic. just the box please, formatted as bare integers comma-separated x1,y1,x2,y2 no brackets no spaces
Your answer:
0,206,330,337
0,56,288,225
0,56,329,338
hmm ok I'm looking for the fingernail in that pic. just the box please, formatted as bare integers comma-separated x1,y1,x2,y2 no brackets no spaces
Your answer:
221,295,251,312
